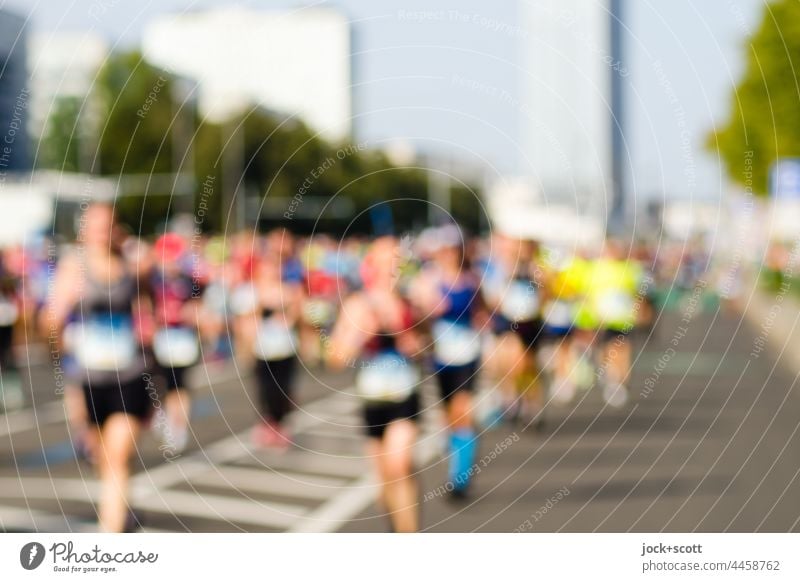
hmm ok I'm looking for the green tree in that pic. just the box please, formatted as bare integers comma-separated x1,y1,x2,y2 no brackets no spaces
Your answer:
96,51,178,229
709,0,800,195
38,96,83,172
39,50,483,235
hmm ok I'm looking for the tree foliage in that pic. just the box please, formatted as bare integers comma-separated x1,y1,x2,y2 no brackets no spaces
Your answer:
39,51,482,234
708,0,800,195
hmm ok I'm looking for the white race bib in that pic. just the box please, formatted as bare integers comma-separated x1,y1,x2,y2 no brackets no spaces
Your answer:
356,353,419,403
432,320,481,366
254,318,297,361
203,282,227,315
596,291,634,322
230,284,258,316
153,327,199,368
543,300,574,330
73,315,136,372
0,298,18,326
499,280,539,322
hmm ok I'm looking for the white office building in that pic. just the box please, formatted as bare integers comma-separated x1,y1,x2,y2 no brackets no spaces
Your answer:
142,7,351,141
521,0,625,228
27,32,109,140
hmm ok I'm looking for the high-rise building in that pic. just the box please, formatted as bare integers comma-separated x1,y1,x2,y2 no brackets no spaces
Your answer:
142,7,351,142
522,0,626,230
27,32,109,140
0,8,30,172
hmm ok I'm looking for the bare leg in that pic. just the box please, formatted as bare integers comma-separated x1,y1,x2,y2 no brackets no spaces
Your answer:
555,336,573,384
165,387,190,448
95,413,140,532
64,384,88,430
64,385,98,461
366,439,388,512
606,336,632,386
375,419,418,533
448,390,473,431
486,332,526,404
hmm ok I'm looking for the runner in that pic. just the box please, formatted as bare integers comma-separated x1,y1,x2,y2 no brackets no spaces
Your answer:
328,236,423,532
0,249,23,411
578,240,642,407
539,248,580,406
481,233,547,428
563,249,600,394
298,236,341,365
410,225,483,497
48,202,153,532
149,233,202,453
235,247,303,450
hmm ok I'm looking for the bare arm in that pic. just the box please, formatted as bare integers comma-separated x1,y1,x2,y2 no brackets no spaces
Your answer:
40,253,81,337
326,294,372,370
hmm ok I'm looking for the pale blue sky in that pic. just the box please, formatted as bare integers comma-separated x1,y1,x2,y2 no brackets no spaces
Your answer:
0,0,766,200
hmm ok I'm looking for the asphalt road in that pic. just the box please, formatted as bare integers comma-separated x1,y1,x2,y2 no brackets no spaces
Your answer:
1,301,799,532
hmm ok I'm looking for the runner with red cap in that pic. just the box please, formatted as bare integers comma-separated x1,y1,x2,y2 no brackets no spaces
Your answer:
328,236,423,531
150,232,202,453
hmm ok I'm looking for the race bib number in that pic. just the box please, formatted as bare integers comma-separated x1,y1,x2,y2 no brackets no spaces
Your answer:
355,353,419,403
432,320,481,366
73,315,136,372
543,300,574,330
499,280,539,322
596,291,634,323
254,318,297,361
0,298,18,326
153,327,199,368
230,284,258,316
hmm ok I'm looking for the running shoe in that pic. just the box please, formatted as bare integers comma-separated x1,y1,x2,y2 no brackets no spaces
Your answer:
251,421,291,451
571,354,596,391
602,382,629,408
550,379,576,405
72,430,97,466
123,510,142,533
170,423,189,454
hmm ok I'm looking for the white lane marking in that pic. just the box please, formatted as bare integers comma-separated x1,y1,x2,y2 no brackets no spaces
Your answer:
312,413,363,425
0,503,95,533
132,489,308,529
6,389,444,532
0,401,64,438
131,392,356,493
0,476,306,530
289,420,444,533
131,432,250,493
289,475,379,533
0,476,98,501
300,426,365,441
184,462,349,501
0,361,244,439
235,450,368,480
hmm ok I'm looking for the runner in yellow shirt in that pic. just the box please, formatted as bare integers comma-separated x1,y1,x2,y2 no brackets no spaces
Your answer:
580,241,643,407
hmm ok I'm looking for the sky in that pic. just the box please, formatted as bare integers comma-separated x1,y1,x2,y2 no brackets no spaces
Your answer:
0,0,766,202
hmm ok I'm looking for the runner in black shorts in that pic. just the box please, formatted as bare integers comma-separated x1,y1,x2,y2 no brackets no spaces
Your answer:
49,203,153,532
410,225,483,497
236,249,303,450
328,237,423,532
480,233,547,427
150,233,202,453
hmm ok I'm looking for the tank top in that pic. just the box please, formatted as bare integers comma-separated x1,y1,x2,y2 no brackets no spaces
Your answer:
70,262,147,385
432,279,481,368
